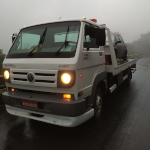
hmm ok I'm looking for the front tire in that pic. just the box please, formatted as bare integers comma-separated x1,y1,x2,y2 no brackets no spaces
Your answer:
93,88,103,120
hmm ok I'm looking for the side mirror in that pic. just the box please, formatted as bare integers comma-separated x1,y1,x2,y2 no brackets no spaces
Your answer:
96,28,106,46
115,40,121,45
12,33,18,43
84,26,106,49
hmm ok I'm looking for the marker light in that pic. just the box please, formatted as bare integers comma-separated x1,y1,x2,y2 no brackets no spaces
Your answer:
63,94,71,99
11,88,14,92
61,73,71,84
78,91,83,97
89,19,97,23
4,70,10,80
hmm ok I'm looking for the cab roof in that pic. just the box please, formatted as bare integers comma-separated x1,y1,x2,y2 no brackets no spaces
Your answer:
22,18,100,29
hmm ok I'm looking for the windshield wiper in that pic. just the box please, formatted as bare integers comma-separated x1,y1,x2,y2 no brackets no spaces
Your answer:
55,25,69,56
28,27,47,56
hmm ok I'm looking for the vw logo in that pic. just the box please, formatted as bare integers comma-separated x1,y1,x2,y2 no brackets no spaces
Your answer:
27,72,34,83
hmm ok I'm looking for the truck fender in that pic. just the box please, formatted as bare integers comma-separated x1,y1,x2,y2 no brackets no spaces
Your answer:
86,71,107,106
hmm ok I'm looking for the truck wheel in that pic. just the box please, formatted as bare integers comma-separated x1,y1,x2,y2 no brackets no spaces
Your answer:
93,87,103,120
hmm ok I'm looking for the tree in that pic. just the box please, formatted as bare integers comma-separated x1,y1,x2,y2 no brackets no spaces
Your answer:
126,31,150,55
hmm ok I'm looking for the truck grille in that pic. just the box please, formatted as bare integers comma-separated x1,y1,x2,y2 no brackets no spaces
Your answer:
10,69,58,87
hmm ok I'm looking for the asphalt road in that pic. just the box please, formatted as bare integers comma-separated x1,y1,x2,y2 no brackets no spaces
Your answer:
0,57,150,150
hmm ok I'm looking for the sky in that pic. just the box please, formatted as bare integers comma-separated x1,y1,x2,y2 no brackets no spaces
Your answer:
0,0,150,54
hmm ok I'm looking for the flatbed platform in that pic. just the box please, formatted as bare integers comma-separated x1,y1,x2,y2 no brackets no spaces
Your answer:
106,58,137,75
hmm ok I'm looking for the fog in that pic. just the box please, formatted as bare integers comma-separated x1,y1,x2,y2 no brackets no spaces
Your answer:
0,0,150,54
127,31,150,55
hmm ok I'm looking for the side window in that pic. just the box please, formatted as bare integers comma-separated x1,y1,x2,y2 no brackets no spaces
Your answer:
84,25,99,49
119,35,124,43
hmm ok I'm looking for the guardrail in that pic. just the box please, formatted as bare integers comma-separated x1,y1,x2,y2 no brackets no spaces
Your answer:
127,54,138,59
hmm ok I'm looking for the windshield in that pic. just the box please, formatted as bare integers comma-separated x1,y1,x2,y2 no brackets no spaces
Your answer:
8,21,80,58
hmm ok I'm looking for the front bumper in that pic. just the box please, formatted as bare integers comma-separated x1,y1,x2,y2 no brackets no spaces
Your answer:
5,105,94,127
2,91,87,117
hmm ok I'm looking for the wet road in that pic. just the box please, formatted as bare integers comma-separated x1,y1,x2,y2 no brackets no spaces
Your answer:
1,57,150,150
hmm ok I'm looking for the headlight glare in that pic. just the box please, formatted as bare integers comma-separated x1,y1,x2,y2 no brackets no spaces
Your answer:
61,73,71,84
4,70,10,80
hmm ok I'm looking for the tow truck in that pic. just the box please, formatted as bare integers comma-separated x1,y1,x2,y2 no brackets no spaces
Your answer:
2,18,137,127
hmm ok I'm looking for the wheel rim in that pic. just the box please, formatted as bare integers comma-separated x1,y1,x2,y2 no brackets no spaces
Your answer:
95,95,102,116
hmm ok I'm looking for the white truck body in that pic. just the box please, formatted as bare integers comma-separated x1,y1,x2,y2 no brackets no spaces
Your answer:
2,19,137,127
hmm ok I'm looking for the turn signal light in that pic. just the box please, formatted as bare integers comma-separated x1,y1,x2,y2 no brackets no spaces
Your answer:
63,94,71,99
11,88,14,92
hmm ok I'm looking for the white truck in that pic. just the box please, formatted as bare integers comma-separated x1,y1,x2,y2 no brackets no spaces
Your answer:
2,18,137,127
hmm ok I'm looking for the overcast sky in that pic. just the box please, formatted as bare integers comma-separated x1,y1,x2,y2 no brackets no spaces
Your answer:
0,0,150,54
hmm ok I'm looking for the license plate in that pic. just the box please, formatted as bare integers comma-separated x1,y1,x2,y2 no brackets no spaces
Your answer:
22,100,38,109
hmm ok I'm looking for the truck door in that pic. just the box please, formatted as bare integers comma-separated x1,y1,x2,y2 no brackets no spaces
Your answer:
82,24,105,97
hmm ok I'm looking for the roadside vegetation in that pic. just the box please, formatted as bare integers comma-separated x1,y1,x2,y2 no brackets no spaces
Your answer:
127,31,150,55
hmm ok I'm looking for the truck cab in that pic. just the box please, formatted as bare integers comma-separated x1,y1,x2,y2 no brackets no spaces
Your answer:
3,19,107,127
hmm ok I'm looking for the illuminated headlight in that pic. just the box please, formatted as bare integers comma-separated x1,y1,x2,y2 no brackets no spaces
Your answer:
61,73,71,84
57,71,75,88
4,70,10,80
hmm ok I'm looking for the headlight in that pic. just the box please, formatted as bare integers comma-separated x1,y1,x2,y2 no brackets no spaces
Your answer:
57,70,75,88
61,73,71,84
4,70,10,80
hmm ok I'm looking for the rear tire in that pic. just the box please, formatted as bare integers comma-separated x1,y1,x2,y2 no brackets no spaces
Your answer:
93,87,103,120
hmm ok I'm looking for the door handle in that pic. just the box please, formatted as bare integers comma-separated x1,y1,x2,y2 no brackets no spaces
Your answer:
99,52,102,56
